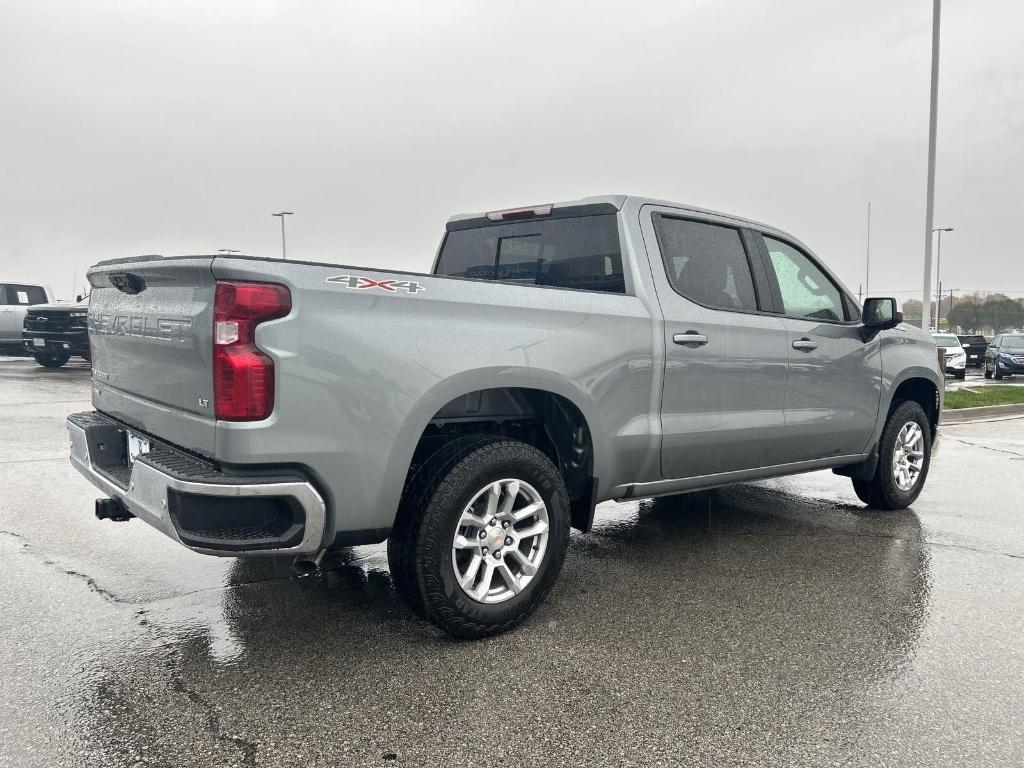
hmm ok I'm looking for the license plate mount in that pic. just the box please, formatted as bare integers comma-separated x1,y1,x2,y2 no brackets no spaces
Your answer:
126,431,151,465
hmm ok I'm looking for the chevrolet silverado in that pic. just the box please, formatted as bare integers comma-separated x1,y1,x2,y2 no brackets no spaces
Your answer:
67,195,943,638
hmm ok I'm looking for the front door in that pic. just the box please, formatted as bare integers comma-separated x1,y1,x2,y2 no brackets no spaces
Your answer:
755,234,881,463
642,210,790,479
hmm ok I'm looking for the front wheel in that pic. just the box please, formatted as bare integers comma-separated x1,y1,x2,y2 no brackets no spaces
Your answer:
984,363,993,379
34,350,70,368
994,364,1005,380
954,369,966,380
388,439,570,639
852,400,932,510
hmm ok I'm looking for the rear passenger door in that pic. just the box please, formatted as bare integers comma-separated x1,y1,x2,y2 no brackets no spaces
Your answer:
753,234,881,463
0,284,48,343
642,210,790,479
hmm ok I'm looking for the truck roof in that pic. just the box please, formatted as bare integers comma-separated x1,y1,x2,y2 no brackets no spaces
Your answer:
446,194,784,235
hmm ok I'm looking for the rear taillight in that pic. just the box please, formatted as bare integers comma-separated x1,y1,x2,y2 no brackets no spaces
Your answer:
213,281,291,421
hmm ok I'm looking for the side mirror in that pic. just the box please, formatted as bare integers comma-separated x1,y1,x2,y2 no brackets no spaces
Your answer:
861,297,902,338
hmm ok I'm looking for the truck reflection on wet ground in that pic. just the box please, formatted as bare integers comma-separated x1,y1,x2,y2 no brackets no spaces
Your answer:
76,484,933,766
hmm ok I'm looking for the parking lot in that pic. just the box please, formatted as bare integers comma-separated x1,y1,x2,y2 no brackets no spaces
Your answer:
1,358,1022,767
944,364,1005,391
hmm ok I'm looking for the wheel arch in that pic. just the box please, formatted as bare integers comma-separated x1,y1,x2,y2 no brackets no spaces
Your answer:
887,373,941,438
836,369,941,482
377,368,607,534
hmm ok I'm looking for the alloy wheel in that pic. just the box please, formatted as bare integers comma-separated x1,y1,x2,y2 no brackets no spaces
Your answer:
451,478,549,604
891,422,925,491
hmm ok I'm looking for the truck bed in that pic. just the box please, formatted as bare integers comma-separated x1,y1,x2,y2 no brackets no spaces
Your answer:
85,252,659,538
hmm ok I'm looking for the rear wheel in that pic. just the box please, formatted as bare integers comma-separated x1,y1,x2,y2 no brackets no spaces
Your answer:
852,400,931,510
33,350,70,368
387,438,570,639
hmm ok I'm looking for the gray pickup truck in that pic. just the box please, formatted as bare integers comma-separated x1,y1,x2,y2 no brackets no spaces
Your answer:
68,195,942,638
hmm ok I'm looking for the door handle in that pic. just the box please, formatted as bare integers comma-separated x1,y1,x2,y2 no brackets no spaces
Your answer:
673,331,708,347
792,338,818,352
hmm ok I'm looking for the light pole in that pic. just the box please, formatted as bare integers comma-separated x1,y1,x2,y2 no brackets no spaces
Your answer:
921,0,942,329
218,249,240,255
271,211,294,260
865,201,871,300
933,226,953,329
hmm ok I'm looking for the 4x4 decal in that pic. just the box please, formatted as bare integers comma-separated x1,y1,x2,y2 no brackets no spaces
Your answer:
326,275,426,293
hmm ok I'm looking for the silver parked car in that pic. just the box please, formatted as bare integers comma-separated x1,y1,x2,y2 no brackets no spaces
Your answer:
1,281,54,351
932,333,967,379
67,195,942,637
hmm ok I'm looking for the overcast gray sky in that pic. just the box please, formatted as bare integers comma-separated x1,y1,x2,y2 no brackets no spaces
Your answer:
2,0,1021,301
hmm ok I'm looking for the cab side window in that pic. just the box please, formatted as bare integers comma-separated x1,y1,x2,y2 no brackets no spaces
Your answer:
654,217,759,312
762,237,846,322
6,284,47,305
435,215,625,294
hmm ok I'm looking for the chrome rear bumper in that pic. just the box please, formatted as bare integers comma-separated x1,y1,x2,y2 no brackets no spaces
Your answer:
67,411,326,557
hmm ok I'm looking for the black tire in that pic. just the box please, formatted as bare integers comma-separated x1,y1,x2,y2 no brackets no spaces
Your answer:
954,369,966,380
994,364,1004,380
984,363,993,379
387,438,571,639
386,435,498,619
852,400,932,510
34,351,70,368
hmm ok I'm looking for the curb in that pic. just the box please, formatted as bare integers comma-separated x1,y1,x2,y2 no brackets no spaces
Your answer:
942,402,1024,424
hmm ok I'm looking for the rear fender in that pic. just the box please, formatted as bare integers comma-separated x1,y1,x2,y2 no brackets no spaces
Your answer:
373,367,606,530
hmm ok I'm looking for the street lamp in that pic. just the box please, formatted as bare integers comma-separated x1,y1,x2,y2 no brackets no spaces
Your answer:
271,211,294,260
932,226,953,329
920,0,943,328
218,249,240,255
864,201,872,300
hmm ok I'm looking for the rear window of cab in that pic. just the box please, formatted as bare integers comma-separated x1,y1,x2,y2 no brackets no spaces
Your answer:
434,215,625,294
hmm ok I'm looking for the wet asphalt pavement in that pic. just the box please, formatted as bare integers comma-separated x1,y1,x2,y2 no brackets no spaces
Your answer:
1,359,1022,767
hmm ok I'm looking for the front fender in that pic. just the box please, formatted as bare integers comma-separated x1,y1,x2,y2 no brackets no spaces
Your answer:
872,328,943,447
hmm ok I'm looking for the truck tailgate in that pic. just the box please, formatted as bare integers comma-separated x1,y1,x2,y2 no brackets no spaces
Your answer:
87,257,217,457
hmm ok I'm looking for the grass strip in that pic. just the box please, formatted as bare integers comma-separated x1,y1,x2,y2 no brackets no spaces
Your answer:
944,385,1024,409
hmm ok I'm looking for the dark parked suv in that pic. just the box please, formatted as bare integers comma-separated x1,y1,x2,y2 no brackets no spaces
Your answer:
957,335,989,367
984,334,1024,379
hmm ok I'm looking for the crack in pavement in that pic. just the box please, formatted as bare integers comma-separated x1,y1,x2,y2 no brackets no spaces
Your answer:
1,529,261,766
943,435,1024,458
163,644,259,766
1,527,321,606
0,530,128,604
